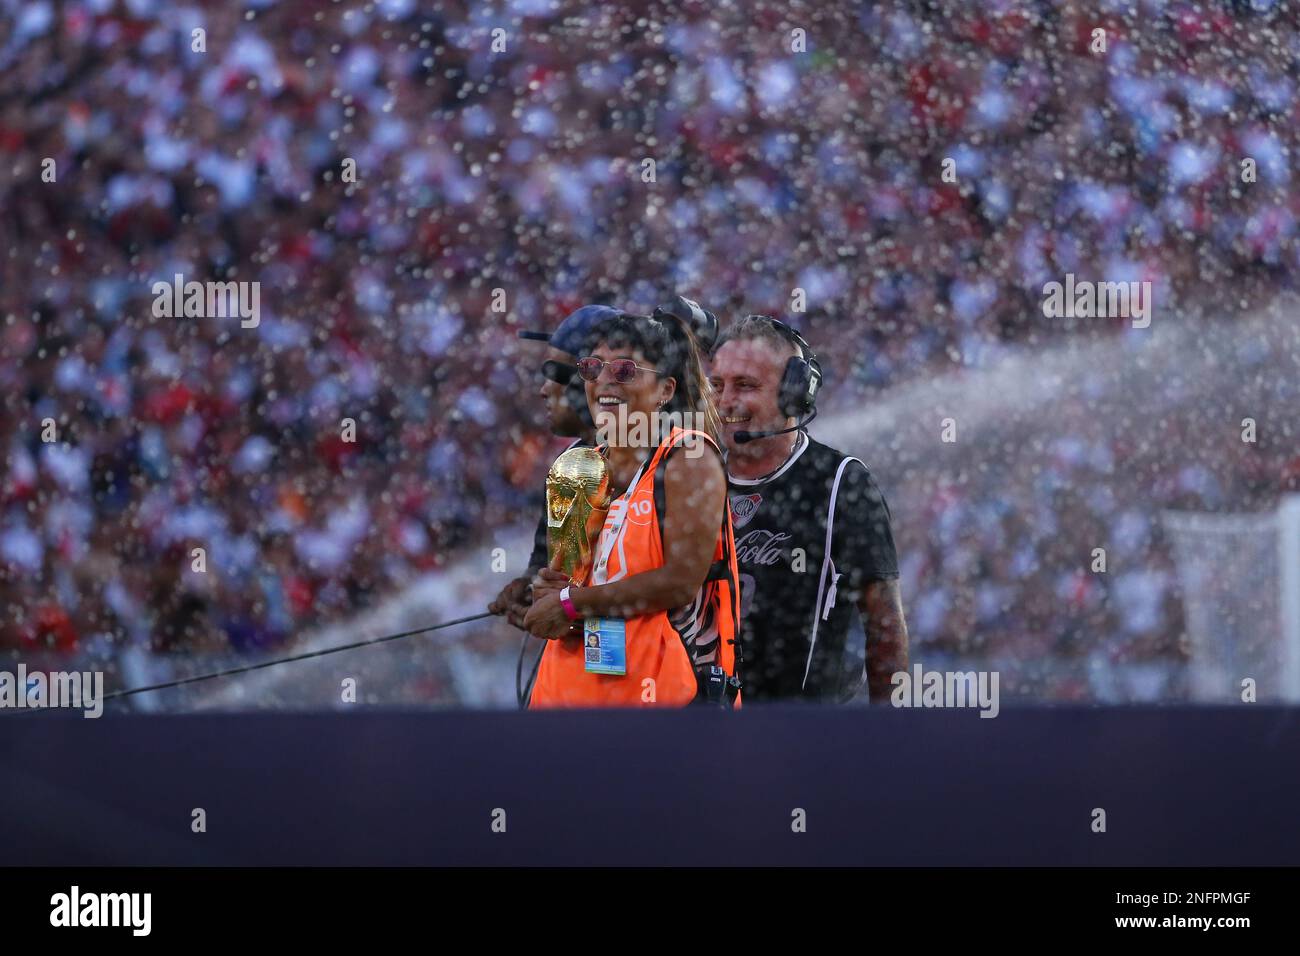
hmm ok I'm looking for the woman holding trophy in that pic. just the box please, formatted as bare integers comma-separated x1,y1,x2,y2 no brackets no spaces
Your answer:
522,311,742,708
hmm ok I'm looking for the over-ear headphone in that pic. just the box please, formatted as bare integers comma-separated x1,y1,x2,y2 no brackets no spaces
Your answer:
746,315,822,419
652,295,719,355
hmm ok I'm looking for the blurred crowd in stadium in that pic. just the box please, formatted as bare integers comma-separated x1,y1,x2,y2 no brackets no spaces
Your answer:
2,0,1298,699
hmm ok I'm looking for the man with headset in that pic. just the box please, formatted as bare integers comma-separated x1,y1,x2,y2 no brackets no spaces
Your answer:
707,315,909,703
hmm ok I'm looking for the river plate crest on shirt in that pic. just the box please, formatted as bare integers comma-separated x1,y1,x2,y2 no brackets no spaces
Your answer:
729,493,762,529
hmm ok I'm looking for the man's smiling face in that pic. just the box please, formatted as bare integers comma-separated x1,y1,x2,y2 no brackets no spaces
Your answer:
708,337,796,453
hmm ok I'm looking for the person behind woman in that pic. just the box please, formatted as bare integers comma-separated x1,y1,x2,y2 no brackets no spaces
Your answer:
522,311,741,707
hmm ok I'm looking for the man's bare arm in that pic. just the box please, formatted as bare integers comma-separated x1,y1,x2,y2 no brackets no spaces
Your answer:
858,578,909,703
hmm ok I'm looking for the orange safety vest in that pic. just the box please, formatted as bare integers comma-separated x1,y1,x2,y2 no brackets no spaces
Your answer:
529,427,741,708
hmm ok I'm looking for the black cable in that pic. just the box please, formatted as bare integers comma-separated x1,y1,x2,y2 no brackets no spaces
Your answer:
515,632,531,708
522,635,545,708
514,581,536,708
85,610,494,708
516,632,548,709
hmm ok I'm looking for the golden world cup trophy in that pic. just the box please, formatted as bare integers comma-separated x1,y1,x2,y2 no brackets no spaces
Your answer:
546,446,612,584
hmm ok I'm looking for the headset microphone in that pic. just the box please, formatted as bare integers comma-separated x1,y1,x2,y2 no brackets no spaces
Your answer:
733,407,818,444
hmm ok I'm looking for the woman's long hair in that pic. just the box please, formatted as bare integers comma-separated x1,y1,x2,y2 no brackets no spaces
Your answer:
582,311,723,447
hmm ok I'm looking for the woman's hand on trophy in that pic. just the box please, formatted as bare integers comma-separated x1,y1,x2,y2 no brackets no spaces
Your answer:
522,589,579,641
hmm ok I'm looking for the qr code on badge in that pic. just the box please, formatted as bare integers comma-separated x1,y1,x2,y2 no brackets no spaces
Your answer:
585,647,601,664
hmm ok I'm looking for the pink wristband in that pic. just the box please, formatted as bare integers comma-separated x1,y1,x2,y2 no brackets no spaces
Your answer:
559,586,580,622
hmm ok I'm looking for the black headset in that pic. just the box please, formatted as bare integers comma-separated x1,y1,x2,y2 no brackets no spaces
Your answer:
750,315,822,418
652,296,719,355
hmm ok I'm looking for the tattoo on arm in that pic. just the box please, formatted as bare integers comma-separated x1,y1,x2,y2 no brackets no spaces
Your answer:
860,578,909,701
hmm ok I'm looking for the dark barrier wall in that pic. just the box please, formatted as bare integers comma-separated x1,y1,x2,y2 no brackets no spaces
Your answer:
1,706,1297,866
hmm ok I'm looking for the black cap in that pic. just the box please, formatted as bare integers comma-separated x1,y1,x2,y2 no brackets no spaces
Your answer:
516,305,621,357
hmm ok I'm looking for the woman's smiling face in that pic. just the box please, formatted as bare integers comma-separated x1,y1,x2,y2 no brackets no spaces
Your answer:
584,342,675,447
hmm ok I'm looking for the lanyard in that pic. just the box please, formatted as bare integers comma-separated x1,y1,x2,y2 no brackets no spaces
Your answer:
590,452,652,586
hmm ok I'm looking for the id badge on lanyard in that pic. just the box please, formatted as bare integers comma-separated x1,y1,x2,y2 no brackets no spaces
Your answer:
584,456,649,676
583,618,626,675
